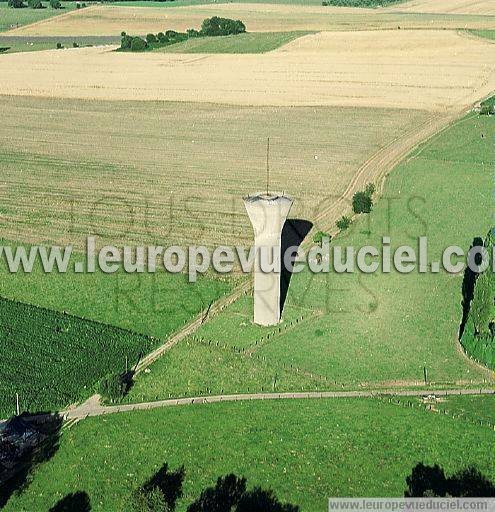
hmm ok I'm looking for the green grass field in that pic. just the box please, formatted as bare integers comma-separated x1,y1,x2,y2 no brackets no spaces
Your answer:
157,31,311,54
469,29,495,41
0,35,118,53
0,240,232,340
0,296,153,418
3,396,492,511
126,113,493,400
0,1,78,33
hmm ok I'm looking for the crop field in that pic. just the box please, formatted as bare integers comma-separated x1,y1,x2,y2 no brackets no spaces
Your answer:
0,30,494,110
3,396,493,511
0,95,429,251
0,1,79,33
0,295,154,418
157,31,311,53
391,0,495,15
125,112,493,398
5,3,495,36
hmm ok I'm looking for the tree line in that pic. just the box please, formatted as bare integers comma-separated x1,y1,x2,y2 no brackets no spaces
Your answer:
120,17,247,52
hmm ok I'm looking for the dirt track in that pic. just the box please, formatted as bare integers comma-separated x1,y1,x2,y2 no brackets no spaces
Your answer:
63,387,495,420
0,30,493,110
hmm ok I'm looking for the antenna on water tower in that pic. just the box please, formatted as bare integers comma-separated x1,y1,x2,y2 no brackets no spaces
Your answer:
266,137,270,196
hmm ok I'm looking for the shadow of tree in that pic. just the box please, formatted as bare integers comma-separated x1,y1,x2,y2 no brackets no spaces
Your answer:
49,491,91,512
0,412,63,509
459,237,483,339
405,463,495,497
280,219,313,316
187,473,299,512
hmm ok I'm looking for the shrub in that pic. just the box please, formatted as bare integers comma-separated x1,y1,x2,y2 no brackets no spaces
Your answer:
99,372,128,403
8,0,25,7
56,42,63,49
130,37,147,51
479,96,495,115
187,28,200,38
50,0,61,8
364,182,375,197
146,33,157,44
72,41,79,48
27,0,43,8
121,32,133,49
165,30,179,39
313,231,331,246
76,1,80,7
352,191,373,214
336,215,351,230
157,32,167,42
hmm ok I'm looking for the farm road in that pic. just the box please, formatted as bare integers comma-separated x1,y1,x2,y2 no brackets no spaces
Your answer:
64,388,495,420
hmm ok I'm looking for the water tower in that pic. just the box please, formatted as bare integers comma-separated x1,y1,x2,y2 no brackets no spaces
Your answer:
243,192,293,326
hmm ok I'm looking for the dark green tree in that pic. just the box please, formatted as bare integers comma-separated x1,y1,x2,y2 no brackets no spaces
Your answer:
130,37,147,51
336,215,351,230
352,191,372,214
146,33,158,44
8,0,25,8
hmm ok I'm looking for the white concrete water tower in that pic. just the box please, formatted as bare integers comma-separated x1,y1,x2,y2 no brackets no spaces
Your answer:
243,192,293,326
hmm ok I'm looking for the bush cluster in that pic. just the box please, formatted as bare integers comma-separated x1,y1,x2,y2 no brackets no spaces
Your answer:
7,0,25,7
50,0,61,8
352,182,375,214
336,215,351,231
120,30,187,51
200,16,246,36
120,17,246,52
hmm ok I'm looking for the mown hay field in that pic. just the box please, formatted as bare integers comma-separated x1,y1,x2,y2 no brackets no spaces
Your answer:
5,2,495,36
0,30,494,110
0,95,430,251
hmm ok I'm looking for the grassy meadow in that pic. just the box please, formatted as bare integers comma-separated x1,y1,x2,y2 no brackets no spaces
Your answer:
0,1,78,33
0,34,118,53
3,396,492,511
0,239,232,339
469,29,495,41
127,112,493,400
157,31,311,53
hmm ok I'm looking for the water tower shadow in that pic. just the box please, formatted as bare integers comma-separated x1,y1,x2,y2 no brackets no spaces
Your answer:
280,218,313,316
